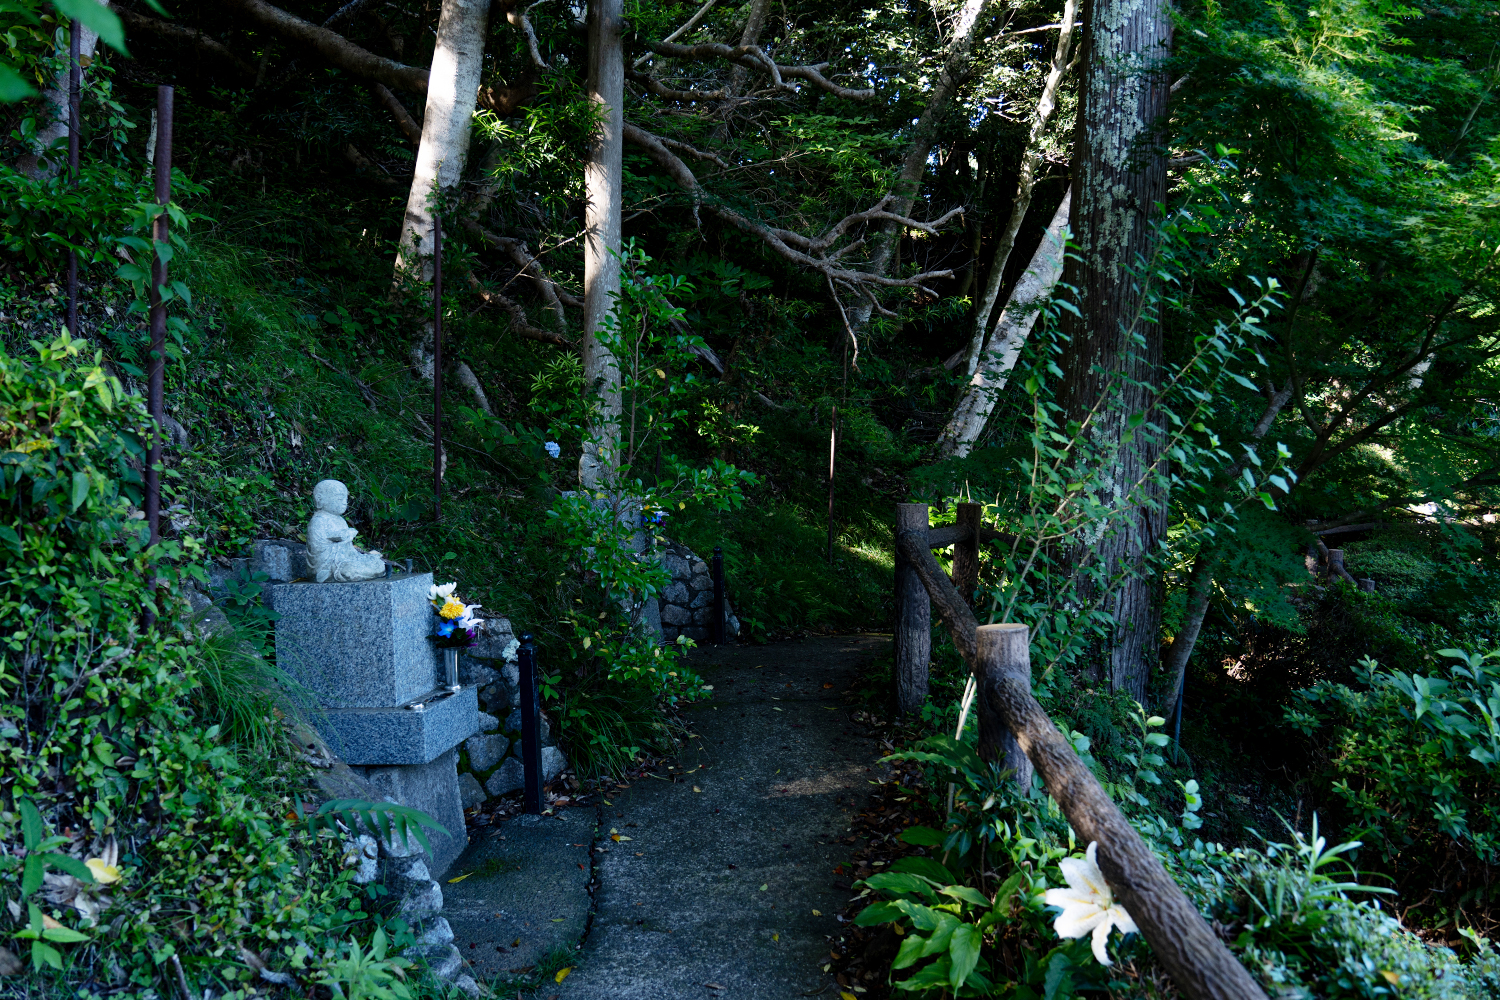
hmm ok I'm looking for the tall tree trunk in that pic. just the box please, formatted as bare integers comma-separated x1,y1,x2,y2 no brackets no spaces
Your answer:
18,10,104,179
958,0,1078,376
936,190,1070,458
398,0,491,378
1060,0,1171,703
580,0,624,489
844,0,988,332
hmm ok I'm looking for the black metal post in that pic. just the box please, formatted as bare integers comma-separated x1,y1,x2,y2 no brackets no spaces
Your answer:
518,634,543,815
65,19,79,336
711,546,725,645
145,86,172,549
432,214,443,522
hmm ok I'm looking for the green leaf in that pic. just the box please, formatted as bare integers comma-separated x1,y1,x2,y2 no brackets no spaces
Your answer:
898,825,946,847
21,854,44,897
19,797,43,851
1258,491,1277,510
31,940,63,971
853,901,903,926
891,932,928,970
41,925,90,944
949,924,981,988
52,0,127,54
863,872,938,900
939,885,991,908
0,61,35,102
889,856,955,885
70,471,89,512
49,854,95,884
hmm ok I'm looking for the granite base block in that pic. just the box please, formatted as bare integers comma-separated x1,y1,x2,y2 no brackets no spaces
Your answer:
315,686,478,766
352,750,468,879
266,572,441,709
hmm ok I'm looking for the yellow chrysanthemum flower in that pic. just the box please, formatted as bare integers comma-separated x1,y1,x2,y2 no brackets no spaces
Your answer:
439,598,465,620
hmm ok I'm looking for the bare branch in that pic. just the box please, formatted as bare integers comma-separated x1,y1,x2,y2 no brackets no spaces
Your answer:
340,144,404,191
659,135,730,169
227,0,429,93
627,69,727,103
463,221,570,332
647,40,875,99
506,4,550,70
466,273,574,347
371,83,422,143
623,122,957,290
322,0,379,29
634,0,718,68
116,9,257,79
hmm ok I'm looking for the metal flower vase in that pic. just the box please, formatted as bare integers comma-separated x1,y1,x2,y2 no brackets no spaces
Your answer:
443,647,460,692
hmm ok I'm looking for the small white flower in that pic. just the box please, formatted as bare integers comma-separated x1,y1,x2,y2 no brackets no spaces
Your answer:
1043,842,1138,966
428,581,457,602
544,441,561,458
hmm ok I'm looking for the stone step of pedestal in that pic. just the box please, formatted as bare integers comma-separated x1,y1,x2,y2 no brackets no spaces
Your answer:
316,686,479,766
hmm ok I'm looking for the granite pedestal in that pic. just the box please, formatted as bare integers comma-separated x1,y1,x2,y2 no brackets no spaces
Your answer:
267,571,478,877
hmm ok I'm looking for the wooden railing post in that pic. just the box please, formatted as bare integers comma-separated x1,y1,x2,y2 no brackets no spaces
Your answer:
977,623,1033,788
892,525,1271,1000
894,503,931,717
972,620,1269,1000
950,502,982,604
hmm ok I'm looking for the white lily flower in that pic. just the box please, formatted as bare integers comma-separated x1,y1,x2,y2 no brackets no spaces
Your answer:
1043,842,1138,966
456,608,484,630
428,581,457,602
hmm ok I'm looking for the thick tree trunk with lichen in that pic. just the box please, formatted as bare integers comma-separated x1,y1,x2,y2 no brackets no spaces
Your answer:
1060,0,1171,703
398,0,491,379
580,0,624,489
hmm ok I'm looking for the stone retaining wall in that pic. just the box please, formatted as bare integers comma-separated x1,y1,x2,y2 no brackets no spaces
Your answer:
657,539,740,643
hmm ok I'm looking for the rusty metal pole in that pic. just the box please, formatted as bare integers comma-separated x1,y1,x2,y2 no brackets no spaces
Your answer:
433,214,443,522
65,20,80,336
145,85,172,548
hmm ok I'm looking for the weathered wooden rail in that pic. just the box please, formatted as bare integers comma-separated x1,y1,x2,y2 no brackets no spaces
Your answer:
892,502,1269,1000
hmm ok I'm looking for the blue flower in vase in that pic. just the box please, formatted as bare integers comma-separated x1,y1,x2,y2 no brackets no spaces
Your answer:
437,621,457,637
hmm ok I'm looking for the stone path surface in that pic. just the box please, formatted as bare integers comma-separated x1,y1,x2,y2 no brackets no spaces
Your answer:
443,811,592,977
553,633,891,1000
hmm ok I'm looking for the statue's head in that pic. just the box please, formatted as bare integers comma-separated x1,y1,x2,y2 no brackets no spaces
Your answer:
313,479,349,516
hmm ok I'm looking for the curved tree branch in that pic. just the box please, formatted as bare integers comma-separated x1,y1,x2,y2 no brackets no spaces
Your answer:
623,122,958,291
116,9,257,79
370,83,422,143
226,0,429,93
647,40,874,99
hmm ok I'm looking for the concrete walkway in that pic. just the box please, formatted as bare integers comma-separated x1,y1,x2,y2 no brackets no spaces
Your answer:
449,634,892,999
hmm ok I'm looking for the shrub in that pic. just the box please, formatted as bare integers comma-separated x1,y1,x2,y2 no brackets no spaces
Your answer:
1286,648,1500,932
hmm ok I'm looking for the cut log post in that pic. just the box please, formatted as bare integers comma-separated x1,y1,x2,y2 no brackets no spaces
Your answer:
894,503,932,717
893,526,1271,1000
950,502,982,604
977,624,1033,789
1326,547,1358,586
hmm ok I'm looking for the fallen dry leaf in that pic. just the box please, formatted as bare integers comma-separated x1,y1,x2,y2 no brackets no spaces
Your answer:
812,909,822,916
447,873,473,883
555,966,572,983
0,947,22,976
693,786,702,793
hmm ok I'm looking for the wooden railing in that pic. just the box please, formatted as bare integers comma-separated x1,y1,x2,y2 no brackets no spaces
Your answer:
893,502,1269,1000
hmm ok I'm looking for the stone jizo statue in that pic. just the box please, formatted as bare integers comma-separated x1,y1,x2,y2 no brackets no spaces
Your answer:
306,479,388,583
